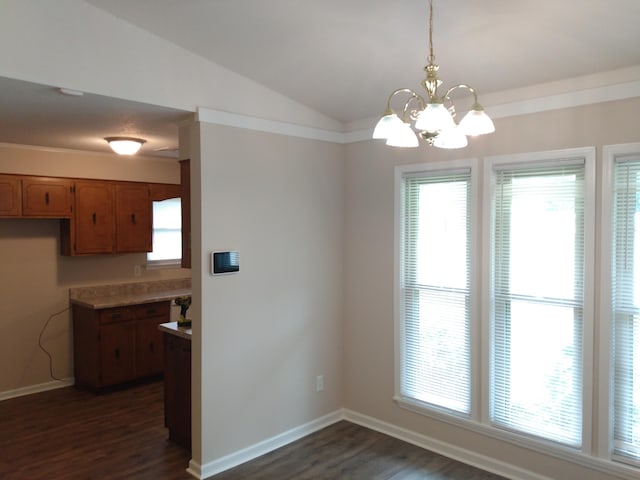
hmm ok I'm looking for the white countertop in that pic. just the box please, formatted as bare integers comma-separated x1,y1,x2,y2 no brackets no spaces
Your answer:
159,321,192,340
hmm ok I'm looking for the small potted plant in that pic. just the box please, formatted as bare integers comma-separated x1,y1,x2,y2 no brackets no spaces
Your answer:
174,296,192,328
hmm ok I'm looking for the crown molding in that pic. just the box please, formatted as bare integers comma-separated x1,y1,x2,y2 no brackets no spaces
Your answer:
196,76,640,146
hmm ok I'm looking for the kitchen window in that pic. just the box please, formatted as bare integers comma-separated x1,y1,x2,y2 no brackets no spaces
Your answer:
147,197,182,266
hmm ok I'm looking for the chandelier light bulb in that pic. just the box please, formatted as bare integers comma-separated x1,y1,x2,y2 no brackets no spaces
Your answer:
386,122,419,148
415,103,455,133
458,106,496,136
373,112,403,139
432,127,468,149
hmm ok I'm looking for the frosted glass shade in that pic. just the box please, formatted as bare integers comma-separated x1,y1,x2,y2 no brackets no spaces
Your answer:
373,113,404,139
415,103,455,132
386,122,419,148
105,137,145,155
433,127,468,149
458,107,495,136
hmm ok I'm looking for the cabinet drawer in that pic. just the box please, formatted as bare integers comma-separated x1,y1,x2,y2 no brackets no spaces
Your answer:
133,301,169,319
99,307,135,324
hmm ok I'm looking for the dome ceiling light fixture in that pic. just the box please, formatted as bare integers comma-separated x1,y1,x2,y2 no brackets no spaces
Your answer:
105,136,146,155
373,0,495,149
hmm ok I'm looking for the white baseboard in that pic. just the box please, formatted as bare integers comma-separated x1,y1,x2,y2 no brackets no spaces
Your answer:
195,409,344,479
0,377,74,401
342,409,552,480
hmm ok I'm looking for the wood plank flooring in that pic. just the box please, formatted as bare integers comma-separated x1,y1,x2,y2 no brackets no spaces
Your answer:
0,380,192,480
210,420,508,480
0,380,508,479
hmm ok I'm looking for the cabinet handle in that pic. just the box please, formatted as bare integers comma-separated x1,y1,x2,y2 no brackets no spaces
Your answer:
131,213,136,224
45,192,50,205
115,348,120,359
110,312,122,320
92,212,96,224
150,342,155,353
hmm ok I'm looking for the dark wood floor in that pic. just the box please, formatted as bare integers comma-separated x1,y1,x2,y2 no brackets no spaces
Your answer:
0,380,192,480
211,420,507,480
0,380,508,479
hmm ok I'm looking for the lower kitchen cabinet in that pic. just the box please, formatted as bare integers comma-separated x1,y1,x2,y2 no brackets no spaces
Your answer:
163,331,191,451
72,301,169,389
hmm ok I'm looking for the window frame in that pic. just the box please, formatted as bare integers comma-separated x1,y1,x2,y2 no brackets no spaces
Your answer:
484,150,595,449
599,142,640,467
394,158,481,423
146,196,182,268
394,148,600,463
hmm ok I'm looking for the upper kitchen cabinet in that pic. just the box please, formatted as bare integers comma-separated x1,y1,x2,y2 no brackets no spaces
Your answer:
115,183,151,253
21,176,73,217
0,174,21,216
63,180,115,255
149,183,181,202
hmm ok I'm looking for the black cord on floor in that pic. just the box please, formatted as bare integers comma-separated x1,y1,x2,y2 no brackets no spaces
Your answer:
38,307,70,382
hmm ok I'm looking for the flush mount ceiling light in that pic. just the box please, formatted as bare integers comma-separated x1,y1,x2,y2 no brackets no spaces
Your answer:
373,0,495,149
105,136,146,155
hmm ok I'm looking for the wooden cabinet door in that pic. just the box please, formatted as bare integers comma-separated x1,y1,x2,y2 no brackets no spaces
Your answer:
135,317,165,377
99,322,136,386
180,160,191,268
164,333,191,450
74,180,115,254
116,183,151,253
134,302,169,377
21,176,73,217
0,174,21,216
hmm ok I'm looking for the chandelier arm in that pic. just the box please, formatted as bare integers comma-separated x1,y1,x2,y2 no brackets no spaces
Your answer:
386,88,426,121
443,84,480,106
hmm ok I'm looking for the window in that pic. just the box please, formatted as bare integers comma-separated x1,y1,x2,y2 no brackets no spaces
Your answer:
490,160,587,447
397,162,475,416
147,197,182,266
610,153,640,465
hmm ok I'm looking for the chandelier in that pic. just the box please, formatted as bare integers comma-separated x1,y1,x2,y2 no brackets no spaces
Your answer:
373,0,495,149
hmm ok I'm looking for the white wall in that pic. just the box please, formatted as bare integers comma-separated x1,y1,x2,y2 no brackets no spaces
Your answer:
191,122,345,471
343,97,640,480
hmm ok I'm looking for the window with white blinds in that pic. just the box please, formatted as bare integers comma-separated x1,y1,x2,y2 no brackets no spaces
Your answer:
147,197,182,265
611,157,640,464
400,169,471,415
490,162,585,447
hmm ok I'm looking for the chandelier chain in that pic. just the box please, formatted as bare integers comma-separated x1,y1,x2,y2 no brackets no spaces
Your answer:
428,0,435,64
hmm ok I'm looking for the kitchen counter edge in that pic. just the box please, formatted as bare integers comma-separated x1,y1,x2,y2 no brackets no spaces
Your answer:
159,321,192,340
69,288,192,309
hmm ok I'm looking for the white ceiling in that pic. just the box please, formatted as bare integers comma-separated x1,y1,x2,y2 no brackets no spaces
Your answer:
2,0,640,157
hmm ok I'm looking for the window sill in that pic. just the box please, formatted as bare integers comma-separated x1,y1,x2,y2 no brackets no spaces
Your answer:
146,259,182,269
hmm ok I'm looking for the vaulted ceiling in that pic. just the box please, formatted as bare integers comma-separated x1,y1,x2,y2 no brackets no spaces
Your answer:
2,0,639,157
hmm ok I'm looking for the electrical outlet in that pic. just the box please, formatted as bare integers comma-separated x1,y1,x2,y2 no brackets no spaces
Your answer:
316,374,324,392
134,265,142,277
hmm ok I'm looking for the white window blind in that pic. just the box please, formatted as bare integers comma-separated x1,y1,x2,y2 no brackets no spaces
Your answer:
491,163,584,447
147,197,182,265
400,169,471,415
612,158,640,464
